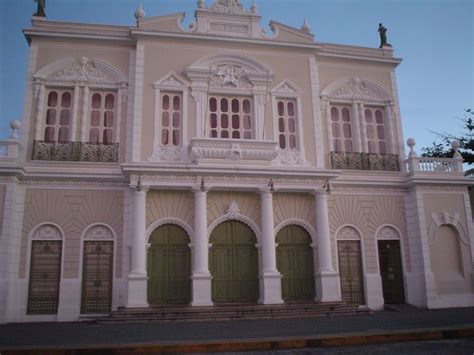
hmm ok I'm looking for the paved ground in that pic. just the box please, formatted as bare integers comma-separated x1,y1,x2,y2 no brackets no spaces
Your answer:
0,307,473,352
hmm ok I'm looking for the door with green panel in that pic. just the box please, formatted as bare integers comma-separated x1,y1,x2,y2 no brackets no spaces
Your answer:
147,224,191,305
276,225,315,301
210,221,259,303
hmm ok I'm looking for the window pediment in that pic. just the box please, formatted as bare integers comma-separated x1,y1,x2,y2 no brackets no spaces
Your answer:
271,80,302,97
321,77,393,104
34,56,128,89
153,71,189,90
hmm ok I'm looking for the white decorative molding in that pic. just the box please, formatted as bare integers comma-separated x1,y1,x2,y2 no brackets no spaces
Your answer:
189,138,278,164
274,218,318,244
32,224,63,240
34,57,128,89
308,57,325,169
149,71,189,163
208,0,248,15
336,225,361,240
208,212,262,243
428,212,470,245
321,77,393,105
226,201,241,218
377,225,400,240
146,218,194,245
210,64,252,89
84,224,114,241
271,80,302,97
273,150,309,167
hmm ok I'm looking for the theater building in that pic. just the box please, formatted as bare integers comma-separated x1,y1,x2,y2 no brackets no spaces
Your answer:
0,0,473,323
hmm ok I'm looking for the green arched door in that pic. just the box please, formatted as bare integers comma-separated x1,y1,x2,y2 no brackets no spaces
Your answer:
276,225,315,301
147,224,191,305
210,221,259,303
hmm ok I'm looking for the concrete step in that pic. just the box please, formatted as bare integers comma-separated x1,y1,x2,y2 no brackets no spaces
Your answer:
95,302,371,324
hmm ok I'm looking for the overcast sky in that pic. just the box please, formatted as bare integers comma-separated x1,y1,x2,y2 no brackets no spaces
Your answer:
0,0,472,155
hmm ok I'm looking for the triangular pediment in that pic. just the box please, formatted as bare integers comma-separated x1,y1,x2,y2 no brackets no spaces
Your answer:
154,71,189,88
271,80,302,96
139,13,186,33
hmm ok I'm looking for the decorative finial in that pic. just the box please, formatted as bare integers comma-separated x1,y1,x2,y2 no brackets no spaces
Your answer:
301,18,311,33
134,2,145,27
451,140,462,159
197,0,206,9
378,23,392,48
407,138,417,158
251,0,258,14
10,120,21,140
33,0,46,17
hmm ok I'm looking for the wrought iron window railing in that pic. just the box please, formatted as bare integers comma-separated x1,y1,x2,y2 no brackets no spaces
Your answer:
330,151,400,171
32,141,118,162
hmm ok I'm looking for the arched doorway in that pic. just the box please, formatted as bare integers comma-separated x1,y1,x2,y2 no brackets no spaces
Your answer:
276,225,315,301
147,224,191,305
337,226,365,305
210,220,259,303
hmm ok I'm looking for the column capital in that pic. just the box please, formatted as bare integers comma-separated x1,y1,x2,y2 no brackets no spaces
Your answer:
259,187,274,197
130,185,149,194
313,189,328,198
192,186,210,194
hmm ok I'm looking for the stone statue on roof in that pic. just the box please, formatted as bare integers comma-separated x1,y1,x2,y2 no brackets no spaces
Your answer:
34,0,46,17
209,0,247,14
378,23,392,48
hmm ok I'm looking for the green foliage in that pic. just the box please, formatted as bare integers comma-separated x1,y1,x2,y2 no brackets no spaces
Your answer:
421,109,474,165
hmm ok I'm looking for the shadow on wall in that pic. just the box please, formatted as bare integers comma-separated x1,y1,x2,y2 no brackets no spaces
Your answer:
469,187,474,219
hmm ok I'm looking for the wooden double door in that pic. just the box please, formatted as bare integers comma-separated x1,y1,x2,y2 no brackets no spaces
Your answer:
147,224,191,305
276,225,315,301
210,221,259,303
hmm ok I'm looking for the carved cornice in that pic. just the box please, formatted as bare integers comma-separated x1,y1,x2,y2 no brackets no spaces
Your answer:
321,77,393,104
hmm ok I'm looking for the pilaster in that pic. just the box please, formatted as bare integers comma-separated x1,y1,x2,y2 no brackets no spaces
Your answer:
126,185,149,308
314,191,341,302
191,187,213,306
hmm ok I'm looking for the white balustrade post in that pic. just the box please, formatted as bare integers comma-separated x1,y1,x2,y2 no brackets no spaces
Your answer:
314,191,341,302
191,187,213,306
126,186,149,308
259,188,283,304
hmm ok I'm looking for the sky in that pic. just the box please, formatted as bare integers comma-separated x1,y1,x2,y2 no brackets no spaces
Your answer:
0,0,473,154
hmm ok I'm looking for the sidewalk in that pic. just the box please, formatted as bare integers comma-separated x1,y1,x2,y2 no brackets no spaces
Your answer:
1,307,473,353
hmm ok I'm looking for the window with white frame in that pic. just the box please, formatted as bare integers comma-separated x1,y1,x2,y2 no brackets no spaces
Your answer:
277,98,297,150
44,89,73,143
365,107,386,154
208,95,253,139
330,106,353,152
160,92,182,146
89,91,116,144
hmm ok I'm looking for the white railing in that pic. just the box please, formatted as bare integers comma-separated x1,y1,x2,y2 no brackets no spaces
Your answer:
465,168,474,179
0,141,21,160
416,157,463,172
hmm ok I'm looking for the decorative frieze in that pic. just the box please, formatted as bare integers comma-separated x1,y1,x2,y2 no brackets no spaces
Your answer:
33,224,62,240
189,138,278,164
32,141,119,162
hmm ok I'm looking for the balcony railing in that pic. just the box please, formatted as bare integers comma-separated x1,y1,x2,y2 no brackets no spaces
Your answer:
32,141,118,162
465,168,474,179
330,152,400,171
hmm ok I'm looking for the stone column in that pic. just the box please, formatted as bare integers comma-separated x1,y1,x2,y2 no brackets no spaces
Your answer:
259,188,283,304
358,103,368,153
34,84,45,141
351,101,362,152
126,186,149,308
191,187,213,306
314,191,341,302
80,86,89,142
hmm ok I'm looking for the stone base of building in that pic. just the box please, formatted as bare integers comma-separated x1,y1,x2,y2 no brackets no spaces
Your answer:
126,274,149,308
315,271,341,302
259,272,284,305
191,273,213,306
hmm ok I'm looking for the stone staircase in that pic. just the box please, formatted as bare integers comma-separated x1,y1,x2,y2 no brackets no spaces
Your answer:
94,302,371,323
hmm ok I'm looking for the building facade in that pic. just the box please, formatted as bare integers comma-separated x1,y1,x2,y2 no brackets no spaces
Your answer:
0,0,473,323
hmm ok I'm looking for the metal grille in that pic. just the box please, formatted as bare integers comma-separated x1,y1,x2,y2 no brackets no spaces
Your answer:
337,241,365,305
32,141,119,162
330,152,400,171
27,241,62,315
378,240,405,304
81,241,113,314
